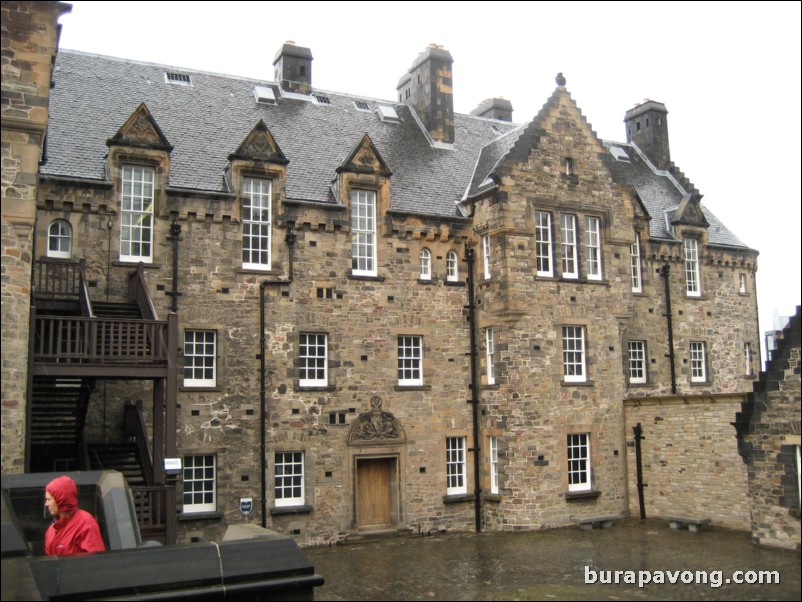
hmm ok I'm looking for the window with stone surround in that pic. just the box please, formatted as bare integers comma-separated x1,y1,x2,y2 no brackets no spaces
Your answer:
690,341,707,383
183,330,216,387
489,436,499,495
242,177,272,270
120,165,154,263
351,189,377,276
482,235,491,279
420,248,432,280
535,211,553,277
628,340,647,384
560,214,578,279
486,328,496,385
47,220,72,259
446,436,467,495
567,433,591,492
739,273,748,294
585,216,602,280
183,454,216,513
446,251,459,282
631,233,642,293
397,335,423,386
299,333,327,387
744,341,754,377
274,451,305,507
562,326,587,383
684,238,701,296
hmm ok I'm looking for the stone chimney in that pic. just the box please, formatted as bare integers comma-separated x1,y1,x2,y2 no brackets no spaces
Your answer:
470,98,513,122
273,41,313,94
396,44,454,144
624,100,670,170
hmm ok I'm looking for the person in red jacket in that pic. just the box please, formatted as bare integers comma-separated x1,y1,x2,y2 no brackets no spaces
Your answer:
44,475,106,556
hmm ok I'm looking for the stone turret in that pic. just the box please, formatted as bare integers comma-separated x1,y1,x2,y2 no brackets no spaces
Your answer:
397,44,454,144
625,100,670,170
273,41,313,94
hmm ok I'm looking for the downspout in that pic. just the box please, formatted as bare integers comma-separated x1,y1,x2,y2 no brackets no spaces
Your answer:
633,423,647,518
662,264,677,395
464,243,482,532
167,216,182,313
260,222,296,528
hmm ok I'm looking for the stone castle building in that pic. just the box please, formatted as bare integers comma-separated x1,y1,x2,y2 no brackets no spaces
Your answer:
3,2,770,546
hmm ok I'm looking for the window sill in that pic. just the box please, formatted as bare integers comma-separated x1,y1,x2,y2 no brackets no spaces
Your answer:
444,280,466,287
481,383,500,390
690,381,712,387
627,382,655,389
178,511,224,522
561,380,595,387
394,384,431,391
113,261,161,269
180,386,221,393
565,490,601,501
443,493,475,504
348,272,386,282
236,267,284,276
296,385,337,392
417,278,434,285
271,505,313,516
482,493,502,503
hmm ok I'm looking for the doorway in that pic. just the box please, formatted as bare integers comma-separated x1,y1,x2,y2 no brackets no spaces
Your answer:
356,457,395,530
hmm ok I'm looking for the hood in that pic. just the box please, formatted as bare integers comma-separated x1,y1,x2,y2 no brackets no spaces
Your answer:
46,475,78,516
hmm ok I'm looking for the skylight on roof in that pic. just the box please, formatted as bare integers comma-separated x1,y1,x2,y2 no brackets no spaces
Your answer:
376,105,400,123
164,72,192,86
254,86,277,105
354,101,371,111
314,95,331,105
609,146,630,162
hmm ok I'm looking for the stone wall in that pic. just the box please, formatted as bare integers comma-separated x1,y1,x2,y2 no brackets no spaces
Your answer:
738,307,801,549
1,0,69,473
624,397,750,529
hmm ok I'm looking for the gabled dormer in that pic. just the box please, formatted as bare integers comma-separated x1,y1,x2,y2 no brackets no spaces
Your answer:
670,193,709,242
106,103,173,264
226,121,289,273
333,134,392,279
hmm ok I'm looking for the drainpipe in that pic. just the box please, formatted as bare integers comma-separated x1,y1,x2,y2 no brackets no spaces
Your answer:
464,243,482,532
633,423,647,519
661,264,677,395
167,216,182,313
259,222,296,528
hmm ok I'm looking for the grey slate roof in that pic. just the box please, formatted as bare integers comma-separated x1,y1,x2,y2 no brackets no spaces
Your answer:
42,50,518,217
42,50,750,250
601,142,748,248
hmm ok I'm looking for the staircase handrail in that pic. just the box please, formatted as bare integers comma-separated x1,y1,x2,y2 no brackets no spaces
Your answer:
128,263,158,321
33,258,82,298
78,259,95,317
126,401,154,486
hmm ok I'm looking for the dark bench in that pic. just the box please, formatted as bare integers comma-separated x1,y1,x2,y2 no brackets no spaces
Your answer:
662,515,711,532
573,515,622,530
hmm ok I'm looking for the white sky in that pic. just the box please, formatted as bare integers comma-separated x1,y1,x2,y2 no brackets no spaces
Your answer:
58,1,801,361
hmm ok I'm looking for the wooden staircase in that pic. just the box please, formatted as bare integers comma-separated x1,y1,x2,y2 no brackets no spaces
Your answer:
88,442,148,487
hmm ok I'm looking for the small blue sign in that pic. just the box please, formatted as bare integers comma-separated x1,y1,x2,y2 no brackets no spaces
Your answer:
240,498,253,515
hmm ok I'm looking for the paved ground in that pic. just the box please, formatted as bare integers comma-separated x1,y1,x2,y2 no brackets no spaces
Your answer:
304,519,801,601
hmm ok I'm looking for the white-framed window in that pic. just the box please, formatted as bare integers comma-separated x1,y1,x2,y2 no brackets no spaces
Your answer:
183,330,216,387
584,216,602,280
446,436,467,495
690,341,707,383
120,165,154,263
684,238,700,296
397,335,423,386
351,189,377,276
446,251,459,282
628,340,647,384
739,273,747,294
299,333,327,387
274,451,304,507
560,214,578,278
567,433,591,492
482,235,491,279
420,248,432,280
47,220,72,259
183,454,216,513
489,436,499,495
242,177,272,270
562,326,586,383
744,342,754,376
486,328,496,385
631,233,642,293
535,211,553,277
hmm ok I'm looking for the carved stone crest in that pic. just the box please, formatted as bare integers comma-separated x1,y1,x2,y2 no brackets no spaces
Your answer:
348,396,404,443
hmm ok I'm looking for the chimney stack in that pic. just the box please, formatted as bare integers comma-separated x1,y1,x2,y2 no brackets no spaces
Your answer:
624,100,670,170
273,41,313,94
396,44,454,144
470,97,513,122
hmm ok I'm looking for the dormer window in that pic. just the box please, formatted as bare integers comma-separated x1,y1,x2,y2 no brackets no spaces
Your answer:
683,238,701,296
120,165,154,263
242,178,272,270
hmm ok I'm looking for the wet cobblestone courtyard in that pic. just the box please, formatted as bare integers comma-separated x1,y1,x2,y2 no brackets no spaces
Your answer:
305,519,801,600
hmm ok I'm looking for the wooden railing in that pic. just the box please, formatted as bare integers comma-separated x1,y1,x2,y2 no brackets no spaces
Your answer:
34,316,168,366
131,486,168,537
129,263,158,320
34,258,83,297
125,401,154,485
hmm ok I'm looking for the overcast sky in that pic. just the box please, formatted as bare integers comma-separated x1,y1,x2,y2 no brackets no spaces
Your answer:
57,1,801,361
